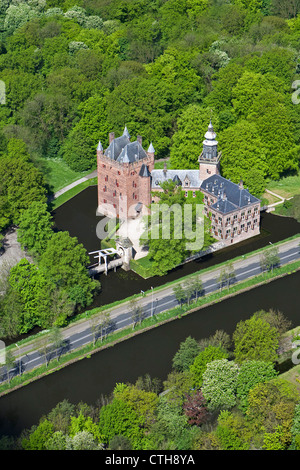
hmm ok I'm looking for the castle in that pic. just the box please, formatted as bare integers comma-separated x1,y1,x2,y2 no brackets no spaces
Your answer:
96,121,261,246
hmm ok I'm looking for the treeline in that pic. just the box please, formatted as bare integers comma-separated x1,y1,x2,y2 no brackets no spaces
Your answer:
0,199,100,337
1,308,300,450
0,0,299,206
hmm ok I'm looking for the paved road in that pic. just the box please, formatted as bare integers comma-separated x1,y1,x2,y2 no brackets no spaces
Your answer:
2,237,300,383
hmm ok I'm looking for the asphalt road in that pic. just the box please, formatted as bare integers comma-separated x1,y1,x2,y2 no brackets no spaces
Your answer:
2,238,300,383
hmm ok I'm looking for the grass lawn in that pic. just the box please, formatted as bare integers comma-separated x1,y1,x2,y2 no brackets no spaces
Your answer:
280,364,300,393
261,191,282,205
36,157,95,194
130,253,154,278
51,177,97,210
267,172,300,199
154,159,171,169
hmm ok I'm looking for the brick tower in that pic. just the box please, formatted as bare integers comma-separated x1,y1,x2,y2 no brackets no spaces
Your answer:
97,127,154,219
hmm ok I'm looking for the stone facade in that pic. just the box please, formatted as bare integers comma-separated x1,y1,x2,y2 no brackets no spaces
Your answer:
96,122,261,246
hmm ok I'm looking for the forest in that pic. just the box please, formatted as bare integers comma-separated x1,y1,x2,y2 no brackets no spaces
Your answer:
2,308,300,450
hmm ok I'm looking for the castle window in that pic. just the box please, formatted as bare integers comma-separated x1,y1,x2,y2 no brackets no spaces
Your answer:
116,180,119,187
102,164,106,168
103,199,107,204
105,175,108,182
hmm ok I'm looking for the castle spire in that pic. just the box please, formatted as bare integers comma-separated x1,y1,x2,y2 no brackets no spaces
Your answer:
123,125,130,140
202,120,218,160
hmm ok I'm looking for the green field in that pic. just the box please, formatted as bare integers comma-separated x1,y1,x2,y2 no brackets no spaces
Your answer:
267,172,300,199
36,157,95,194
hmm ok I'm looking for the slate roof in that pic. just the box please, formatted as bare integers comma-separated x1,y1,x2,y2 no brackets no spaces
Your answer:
151,169,202,189
104,136,148,163
201,174,260,214
139,163,151,177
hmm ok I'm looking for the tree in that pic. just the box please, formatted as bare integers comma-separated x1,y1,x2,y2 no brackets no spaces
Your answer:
98,399,145,450
215,410,251,450
0,155,47,231
89,311,111,344
109,435,132,450
198,329,232,352
0,289,23,339
190,275,203,301
8,259,54,333
233,315,280,364
170,105,217,169
260,246,280,273
68,412,103,443
173,284,186,307
22,419,54,450
5,349,15,384
291,403,300,449
65,431,103,450
128,298,144,329
17,201,54,258
246,378,299,449
183,390,209,426
39,231,99,308
49,326,64,362
172,336,200,372
252,309,291,336
113,383,158,429
236,360,278,412
218,263,235,291
190,345,228,388
162,370,195,407
201,359,240,411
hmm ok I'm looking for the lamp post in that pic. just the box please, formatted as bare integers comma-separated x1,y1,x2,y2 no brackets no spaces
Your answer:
151,287,154,317
15,344,21,376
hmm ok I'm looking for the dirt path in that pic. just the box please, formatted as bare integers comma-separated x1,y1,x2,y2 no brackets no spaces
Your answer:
0,228,32,273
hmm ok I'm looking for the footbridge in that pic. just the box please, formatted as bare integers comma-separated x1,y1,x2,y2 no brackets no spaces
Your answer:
88,238,133,276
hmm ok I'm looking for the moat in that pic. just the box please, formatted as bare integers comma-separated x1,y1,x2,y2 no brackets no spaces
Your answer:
52,185,300,308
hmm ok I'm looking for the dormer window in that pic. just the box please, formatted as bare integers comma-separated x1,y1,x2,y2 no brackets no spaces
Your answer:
184,176,190,187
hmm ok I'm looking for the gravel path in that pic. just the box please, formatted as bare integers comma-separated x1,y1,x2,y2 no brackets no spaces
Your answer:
0,228,32,273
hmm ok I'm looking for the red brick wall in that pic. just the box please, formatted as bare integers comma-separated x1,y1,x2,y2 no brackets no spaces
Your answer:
97,151,154,217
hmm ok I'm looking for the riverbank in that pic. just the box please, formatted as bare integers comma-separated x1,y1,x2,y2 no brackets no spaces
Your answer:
1,253,300,398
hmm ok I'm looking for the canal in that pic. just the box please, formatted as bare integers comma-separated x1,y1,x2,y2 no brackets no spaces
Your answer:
0,186,299,437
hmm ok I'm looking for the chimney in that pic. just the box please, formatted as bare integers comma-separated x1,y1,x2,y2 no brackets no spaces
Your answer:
239,179,244,190
109,132,115,144
137,135,142,146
